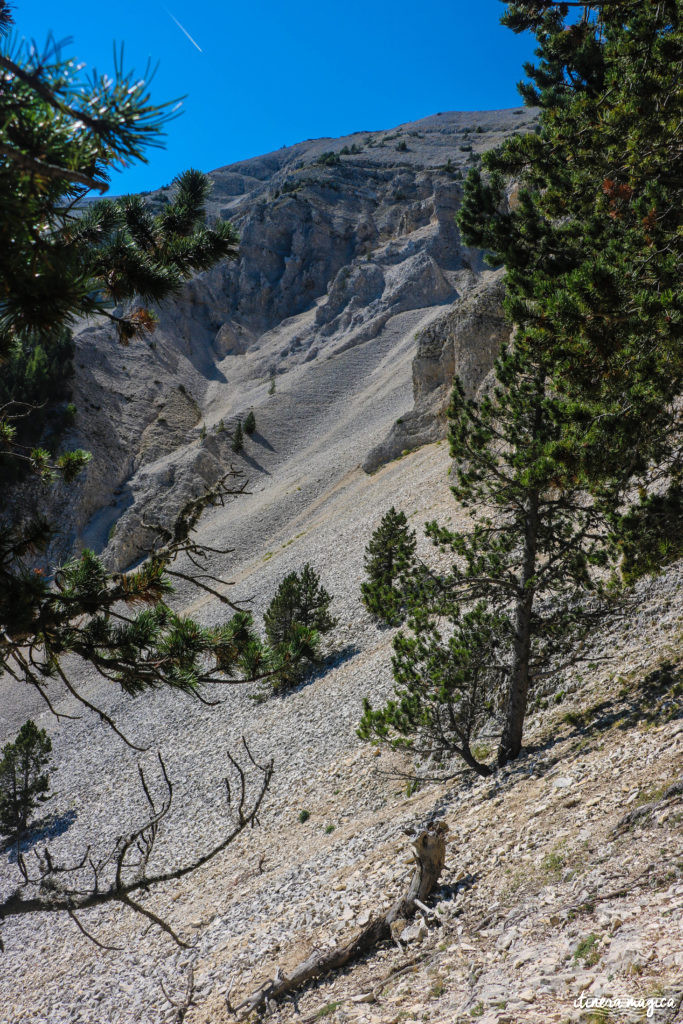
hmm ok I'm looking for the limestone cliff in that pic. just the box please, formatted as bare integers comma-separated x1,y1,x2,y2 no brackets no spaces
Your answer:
34,108,533,569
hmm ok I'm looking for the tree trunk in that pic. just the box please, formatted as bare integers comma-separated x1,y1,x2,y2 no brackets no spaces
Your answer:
497,492,539,767
231,821,448,1019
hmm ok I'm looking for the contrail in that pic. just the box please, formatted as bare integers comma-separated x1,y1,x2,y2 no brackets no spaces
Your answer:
164,8,203,52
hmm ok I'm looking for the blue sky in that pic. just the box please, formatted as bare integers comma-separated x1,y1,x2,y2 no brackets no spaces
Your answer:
16,1,535,195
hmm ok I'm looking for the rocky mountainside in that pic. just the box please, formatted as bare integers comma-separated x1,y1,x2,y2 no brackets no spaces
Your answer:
2,108,680,1024
31,108,534,571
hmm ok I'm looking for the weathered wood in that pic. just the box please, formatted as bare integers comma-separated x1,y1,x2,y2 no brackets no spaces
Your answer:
231,820,448,1019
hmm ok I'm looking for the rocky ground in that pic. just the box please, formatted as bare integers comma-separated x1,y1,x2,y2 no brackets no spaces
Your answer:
0,437,680,1024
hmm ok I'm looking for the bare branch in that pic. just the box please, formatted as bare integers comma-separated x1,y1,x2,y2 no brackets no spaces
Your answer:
0,746,272,953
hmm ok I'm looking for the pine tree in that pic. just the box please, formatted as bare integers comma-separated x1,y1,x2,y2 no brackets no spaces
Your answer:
458,0,682,574
231,419,244,452
0,719,52,840
0,10,275,733
0,2,290,954
244,410,256,435
361,507,417,625
361,338,620,770
359,604,507,776
361,0,681,773
0,17,239,481
264,564,336,691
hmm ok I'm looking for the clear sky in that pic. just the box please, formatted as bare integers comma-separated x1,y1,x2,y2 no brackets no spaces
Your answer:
14,1,535,195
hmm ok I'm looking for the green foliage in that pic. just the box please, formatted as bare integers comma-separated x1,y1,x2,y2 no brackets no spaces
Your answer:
396,139,408,152
0,328,77,483
360,507,417,625
0,719,52,840
264,564,336,691
360,339,623,769
0,35,237,349
268,375,276,395
459,1,681,559
243,410,256,435
315,1002,340,1018
0,20,240,484
231,419,244,453
364,0,682,775
298,809,310,823
359,604,505,776
265,564,336,646
574,933,600,967
314,151,341,167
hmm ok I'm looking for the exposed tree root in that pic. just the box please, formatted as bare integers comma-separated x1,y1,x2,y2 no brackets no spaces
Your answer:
229,820,448,1019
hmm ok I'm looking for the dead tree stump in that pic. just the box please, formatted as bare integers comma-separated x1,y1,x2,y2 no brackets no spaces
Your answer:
231,820,448,1019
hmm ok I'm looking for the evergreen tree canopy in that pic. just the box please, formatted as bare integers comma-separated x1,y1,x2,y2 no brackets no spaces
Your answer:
264,564,336,691
361,340,621,770
0,8,239,481
0,718,52,840
265,564,336,646
0,17,238,352
361,507,417,625
244,410,256,435
359,603,507,777
0,7,279,742
458,0,681,571
361,0,681,775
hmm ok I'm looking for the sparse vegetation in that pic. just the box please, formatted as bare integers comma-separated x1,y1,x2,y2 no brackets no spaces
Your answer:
315,151,341,167
360,507,417,625
231,419,244,453
0,720,53,842
574,933,601,967
264,564,336,691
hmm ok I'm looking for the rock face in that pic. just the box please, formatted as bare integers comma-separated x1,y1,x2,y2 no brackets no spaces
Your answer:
363,270,508,472
32,108,534,569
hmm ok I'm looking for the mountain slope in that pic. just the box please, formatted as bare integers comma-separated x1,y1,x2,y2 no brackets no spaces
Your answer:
29,108,534,572
2,107,680,1024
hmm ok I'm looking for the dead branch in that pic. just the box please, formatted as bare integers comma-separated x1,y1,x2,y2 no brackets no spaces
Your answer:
230,820,448,1019
161,968,196,1024
614,775,683,833
0,740,272,953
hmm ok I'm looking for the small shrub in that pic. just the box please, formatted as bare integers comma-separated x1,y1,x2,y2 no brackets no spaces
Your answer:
541,849,567,875
396,140,408,152
324,824,335,834
268,375,276,395
298,809,310,823
0,720,53,841
574,933,600,967
315,151,340,167
315,1003,340,1019
265,564,336,691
